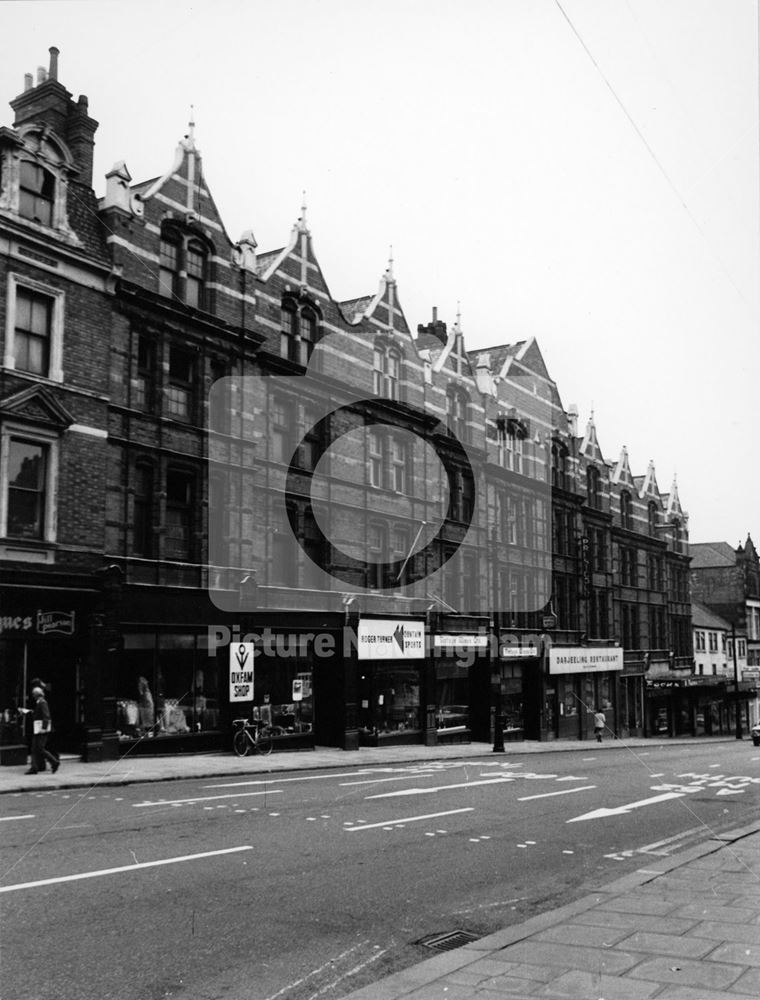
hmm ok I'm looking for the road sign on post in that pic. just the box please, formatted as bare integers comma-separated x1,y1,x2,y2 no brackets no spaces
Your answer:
229,643,254,702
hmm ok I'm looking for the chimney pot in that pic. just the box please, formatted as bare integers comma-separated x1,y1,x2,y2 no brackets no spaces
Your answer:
432,306,438,322
77,94,89,111
24,73,33,91
36,66,47,85
48,46,59,80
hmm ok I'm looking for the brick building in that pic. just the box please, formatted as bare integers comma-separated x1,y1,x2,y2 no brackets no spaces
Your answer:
1,49,700,760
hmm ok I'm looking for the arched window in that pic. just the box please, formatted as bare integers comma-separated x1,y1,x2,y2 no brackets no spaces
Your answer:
586,466,601,510
620,490,633,530
280,297,319,366
185,239,207,309
447,386,468,442
19,160,54,226
551,441,569,490
373,344,401,400
158,225,211,311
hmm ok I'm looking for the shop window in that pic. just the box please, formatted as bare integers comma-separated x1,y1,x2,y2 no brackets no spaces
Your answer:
359,664,421,735
373,344,401,401
167,345,196,420
133,463,154,557
165,468,195,561
436,660,469,731
116,632,220,740
5,438,48,539
19,160,54,226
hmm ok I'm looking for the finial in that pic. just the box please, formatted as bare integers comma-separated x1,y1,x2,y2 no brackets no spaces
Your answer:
456,300,462,330
298,190,308,232
387,245,394,278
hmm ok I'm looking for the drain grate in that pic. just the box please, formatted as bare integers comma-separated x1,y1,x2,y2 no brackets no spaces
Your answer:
416,930,480,952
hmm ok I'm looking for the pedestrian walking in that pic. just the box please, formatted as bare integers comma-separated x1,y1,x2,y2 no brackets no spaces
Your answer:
25,686,60,775
593,708,606,743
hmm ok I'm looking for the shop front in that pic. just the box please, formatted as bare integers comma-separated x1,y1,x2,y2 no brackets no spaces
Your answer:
354,617,426,747
498,633,541,741
433,629,491,744
547,646,622,740
618,655,647,738
0,582,101,762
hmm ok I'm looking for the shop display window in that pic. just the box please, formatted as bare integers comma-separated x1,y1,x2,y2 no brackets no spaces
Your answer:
436,660,469,730
501,664,524,731
359,664,420,734
245,650,313,735
116,631,219,739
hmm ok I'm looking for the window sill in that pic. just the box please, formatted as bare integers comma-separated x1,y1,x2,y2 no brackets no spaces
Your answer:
0,540,56,564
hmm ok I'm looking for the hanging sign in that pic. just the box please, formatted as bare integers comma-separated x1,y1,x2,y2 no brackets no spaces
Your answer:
229,643,254,701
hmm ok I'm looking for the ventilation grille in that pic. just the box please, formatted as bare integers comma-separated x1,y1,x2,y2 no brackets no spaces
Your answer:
416,930,480,952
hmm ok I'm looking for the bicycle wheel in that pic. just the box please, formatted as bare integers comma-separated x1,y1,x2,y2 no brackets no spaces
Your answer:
233,728,250,757
255,729,273,756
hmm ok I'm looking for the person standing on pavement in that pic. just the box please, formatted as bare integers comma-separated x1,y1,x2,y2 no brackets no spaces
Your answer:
25,686,60,774
593,708,606,743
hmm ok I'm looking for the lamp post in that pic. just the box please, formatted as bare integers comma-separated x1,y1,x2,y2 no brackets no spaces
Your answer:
731,624,743,739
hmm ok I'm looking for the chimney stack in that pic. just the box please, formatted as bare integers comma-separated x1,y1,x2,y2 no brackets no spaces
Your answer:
48,46,59,81
416,306,448,348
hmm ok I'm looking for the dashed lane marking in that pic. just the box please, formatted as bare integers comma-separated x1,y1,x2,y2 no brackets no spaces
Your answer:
133,790,283,808
518,785,596,802
365,777,514,799
0,815,34,823
344,807,474,833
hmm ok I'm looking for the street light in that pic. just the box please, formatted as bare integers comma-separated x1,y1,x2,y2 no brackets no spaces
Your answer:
731,624,743,739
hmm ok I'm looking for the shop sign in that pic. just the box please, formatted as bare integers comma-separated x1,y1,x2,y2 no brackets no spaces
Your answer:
742,670,760,682
37,610,75,635
357,619,425,660
229,642,254,701
0,610,75,636
549,647,623,674
501,644,539,658
434,635,489,650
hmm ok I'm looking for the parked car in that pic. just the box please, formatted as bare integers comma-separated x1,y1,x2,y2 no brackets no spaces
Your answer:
751,721,760,747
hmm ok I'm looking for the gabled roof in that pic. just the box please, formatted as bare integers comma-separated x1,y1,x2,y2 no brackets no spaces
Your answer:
690,542,737,569
691,601,731,630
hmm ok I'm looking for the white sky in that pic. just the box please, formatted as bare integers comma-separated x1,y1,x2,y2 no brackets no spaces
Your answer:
2,0,758,546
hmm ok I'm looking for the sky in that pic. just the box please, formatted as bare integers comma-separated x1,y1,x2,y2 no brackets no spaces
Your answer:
1,0,758,546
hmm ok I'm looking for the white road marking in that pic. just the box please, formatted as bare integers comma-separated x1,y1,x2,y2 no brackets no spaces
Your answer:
309,947,389,999
638,825,707,854
344,807,474,832
133,790,282,808
567,791,685,823
340,774,441,787
0,815,34,823
262,940,371,1000
555,776,590,782
0,846,252,894
518,785,596,802
365,777,513,799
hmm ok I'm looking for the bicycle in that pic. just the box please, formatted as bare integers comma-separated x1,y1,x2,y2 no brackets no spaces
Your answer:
232,717,274,757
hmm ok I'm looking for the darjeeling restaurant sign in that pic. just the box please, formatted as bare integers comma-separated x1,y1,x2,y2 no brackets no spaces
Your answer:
357,619,425,660
549,647,623,674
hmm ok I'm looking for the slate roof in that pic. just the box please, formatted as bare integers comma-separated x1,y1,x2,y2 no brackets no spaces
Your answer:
691,601,731,630
690,542,737,568
339,296,373,322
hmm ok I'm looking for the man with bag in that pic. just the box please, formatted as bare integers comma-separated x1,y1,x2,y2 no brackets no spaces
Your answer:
25,686,60,775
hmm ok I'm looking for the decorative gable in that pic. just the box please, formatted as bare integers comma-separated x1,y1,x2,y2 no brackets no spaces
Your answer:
611,446,634,487
0,385,75,429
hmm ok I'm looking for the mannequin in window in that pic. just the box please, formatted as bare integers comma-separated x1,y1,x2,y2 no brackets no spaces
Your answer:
137,676,154,734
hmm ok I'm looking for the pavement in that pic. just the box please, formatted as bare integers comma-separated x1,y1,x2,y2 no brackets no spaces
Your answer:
3,735,760,1000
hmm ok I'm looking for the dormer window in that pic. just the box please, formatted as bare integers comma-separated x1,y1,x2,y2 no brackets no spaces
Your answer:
158,226,210,311
280,297,319,366
551,441,569,490
19,160,54,226
586,466,602,510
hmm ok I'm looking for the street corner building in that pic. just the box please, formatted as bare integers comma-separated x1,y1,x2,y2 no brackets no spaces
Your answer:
1,48,756,763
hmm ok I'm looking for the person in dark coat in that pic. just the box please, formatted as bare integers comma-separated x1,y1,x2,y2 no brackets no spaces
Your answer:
25,686,60,774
